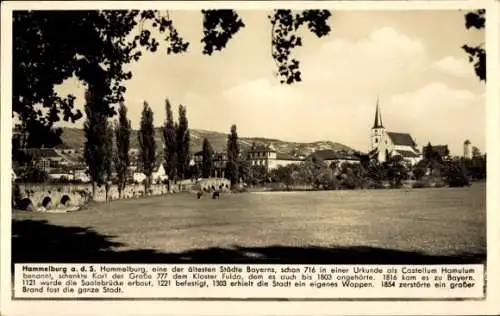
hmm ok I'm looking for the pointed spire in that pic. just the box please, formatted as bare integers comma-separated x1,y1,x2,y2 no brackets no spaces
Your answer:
373,96,384,129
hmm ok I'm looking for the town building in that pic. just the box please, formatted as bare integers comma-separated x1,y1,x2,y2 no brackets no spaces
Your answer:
25,148,66,172
463,139,473,159
213,152,227,177
246,143,302,171
193,150,227,178
306,149,361,167
369,98,422,165
53,143,77,155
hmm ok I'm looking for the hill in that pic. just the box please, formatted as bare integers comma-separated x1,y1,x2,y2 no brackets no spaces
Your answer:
60,127,356,157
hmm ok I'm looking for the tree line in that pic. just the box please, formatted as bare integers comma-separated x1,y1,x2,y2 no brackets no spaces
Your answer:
82,81,243,199
242,145,486,191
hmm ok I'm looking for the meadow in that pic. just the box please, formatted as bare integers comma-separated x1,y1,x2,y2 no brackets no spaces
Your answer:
12,182,486,264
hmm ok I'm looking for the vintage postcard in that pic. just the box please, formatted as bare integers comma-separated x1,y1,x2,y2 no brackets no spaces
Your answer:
1,0,499,315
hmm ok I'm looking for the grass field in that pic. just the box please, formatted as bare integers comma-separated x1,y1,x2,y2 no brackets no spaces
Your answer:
12,182,486,264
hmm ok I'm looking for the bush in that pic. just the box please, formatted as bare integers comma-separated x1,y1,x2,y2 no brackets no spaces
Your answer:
232,187,248,193
412,181,428,189
19,167,48,183
443,162,470,187
445,175,469,187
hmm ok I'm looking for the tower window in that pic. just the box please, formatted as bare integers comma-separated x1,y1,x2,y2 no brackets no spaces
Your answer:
375,138,378,143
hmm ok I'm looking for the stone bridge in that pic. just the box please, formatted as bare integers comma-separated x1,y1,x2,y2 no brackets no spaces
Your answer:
13,178,231,211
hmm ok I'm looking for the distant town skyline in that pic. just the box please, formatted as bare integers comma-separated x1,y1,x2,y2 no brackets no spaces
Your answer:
37,10,484,155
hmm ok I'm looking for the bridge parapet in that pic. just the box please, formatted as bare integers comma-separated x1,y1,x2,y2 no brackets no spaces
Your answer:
13,178,231,210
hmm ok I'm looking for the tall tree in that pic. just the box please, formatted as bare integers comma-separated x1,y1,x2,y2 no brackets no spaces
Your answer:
472,146,481,158
201,138,214,178
103,121,114,201
13,10,332,143
176,105,190,180
114,102,131,198
462,9,486,81
83,84,109,199
163,99,177,182
226,124,240,185
138,101,156,193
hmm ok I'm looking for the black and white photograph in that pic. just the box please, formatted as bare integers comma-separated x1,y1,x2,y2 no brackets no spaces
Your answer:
1,0,499,314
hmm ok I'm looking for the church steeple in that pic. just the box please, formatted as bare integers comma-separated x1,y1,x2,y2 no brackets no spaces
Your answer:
373,96,384,129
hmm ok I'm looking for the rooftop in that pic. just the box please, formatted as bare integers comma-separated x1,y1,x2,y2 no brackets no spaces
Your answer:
276,153,302,161
387,131,417,147
394,150,420,158
248,143,277,153
423,145,450,157
27,148,62,159
307,149,360,161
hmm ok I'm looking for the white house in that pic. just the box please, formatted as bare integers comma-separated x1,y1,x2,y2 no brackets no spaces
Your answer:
133,164,169,184
247,143,303,171
152,164,168,183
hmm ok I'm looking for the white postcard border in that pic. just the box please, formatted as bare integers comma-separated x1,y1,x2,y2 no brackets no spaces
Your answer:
1,1,499,315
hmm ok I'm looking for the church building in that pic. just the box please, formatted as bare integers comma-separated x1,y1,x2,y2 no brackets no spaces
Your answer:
369,98,422,165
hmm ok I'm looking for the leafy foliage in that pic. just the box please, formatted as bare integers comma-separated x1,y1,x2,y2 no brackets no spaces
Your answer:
104,121,114,180
201,10,245,55
176,105,190,180
13,9,332,145
226,124,240,185
114,102,131,197
462,9,485,81
163,99,177,181
248,165,269,186
18,166,48,183
138,101,156,191
383,156,409,188
83,84,111,197
270,10,331,84
201,138,214,178
442,160,470,187
238,159,252,183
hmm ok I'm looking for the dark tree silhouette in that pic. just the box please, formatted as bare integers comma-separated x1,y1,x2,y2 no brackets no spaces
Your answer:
13,9,332,144
163,99,177,182
201,138,214,178
103,122,114,201
83,84,110,199
462,9,485,81
176,105,190,180
138,101,156,192
114,102,131,198
226,124,240,185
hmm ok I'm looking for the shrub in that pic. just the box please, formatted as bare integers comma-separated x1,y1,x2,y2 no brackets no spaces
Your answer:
232,186,248,193
443,161,470,187
412,181,428,189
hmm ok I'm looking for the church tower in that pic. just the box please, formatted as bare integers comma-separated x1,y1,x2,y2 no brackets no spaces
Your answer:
371,97,385,151
463,139,472,159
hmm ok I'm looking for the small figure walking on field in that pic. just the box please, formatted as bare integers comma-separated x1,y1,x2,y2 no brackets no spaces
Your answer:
197,191,203,199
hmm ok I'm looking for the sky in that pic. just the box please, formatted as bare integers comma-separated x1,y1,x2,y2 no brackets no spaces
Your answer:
53,10,485,155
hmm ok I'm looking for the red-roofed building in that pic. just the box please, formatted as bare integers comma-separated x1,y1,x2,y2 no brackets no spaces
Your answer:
370,98,422,165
